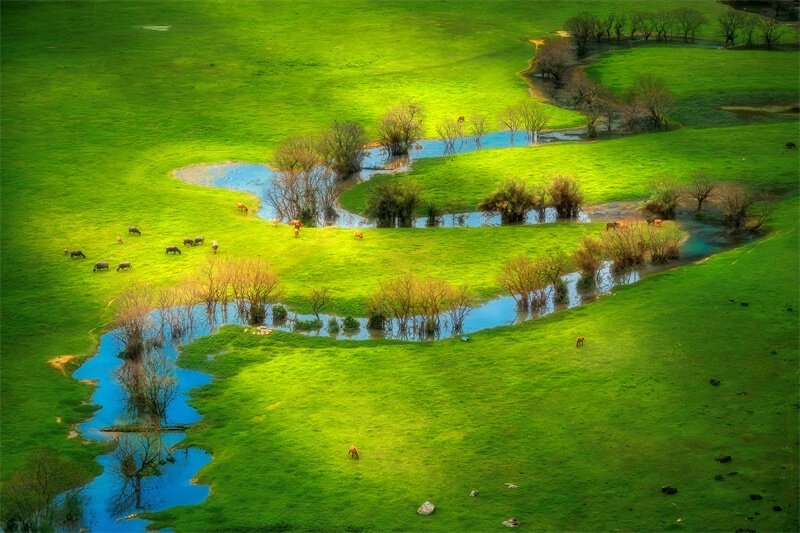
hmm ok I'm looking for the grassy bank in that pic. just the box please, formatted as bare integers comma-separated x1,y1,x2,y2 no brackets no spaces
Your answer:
340,122,800,214
153,197,799,532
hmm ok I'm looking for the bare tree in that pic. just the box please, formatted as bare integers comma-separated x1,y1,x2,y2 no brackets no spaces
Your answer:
436,117,464,154
612,13,627,41
638,12,655,41
536,38,574,86
497,105,523,144
719,8,745,47
319,120,367,180
376,102,424,156
416,277,450,336
307,287,331,320
114,283,156,361
758,18,784,49
685,171,717,212
568,73,603,137
519,101,549,144
652,11,674,42
541,250,571,303
722,185,756,233
228,258,283,324
626,73,673,130
479,179,544,224
468,114,489,148
565,13,596,56
629,12,644,39
673,7,706,43
741,14,760,48
445,284,475,334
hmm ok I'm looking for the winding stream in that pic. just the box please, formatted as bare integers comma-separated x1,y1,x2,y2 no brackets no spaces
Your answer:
73,125,744,531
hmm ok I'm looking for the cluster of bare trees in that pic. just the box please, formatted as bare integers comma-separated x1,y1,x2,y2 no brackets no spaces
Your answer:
496,251,572,310
267,121,367,226
367,273,475,337
565,8,708,57
479,175,584,223
719,7,786,48
600,221,684,271
0,450,86,532
497,101,549,144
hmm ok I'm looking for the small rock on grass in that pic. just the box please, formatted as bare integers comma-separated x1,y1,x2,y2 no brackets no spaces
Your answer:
417,501,434,515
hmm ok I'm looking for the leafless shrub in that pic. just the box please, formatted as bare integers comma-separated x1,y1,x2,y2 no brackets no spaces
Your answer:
642,177,682,219
445,284,475,334
540,250,571,303
114,283,156,361
518,101,549,144
721,185,769,234
376,102,424,156
227,258,283,324
645,223,684,264
547,174,584,218
496,255,546,311
536,38,574,85
685,171,717,213
479,179,545,224
319,120,367,180
572,234,605,282
497,105,523,144
602,221,648,272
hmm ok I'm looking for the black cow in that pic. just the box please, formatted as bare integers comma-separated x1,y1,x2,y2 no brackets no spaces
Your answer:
129,225,141,235
69,249,86,259
194,235,204,245
116,261,132,272
92,261,109,272
165,245,182,254
183,237,196,246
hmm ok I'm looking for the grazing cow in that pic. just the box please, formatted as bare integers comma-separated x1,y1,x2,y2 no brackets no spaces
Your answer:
786,141,796,149
69,249,86,259
64,248,69,255
236,202,246,211
211,240,218,254
457,115,465,123
128,226,141,235
116,261,132,272
92,261,109,272
606,222,619,230
272,218,279,227
116,236,123,244
576,336,585,347
183,237,196,246
293,226,299,239
354,231,364,240
348,445,359,460
194,235,204,245
165,245,182,254
290,219,303,229
653,219,663,226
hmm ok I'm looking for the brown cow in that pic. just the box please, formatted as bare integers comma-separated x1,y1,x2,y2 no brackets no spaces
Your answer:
457,115,465,123
653,219,663,226
293,226,299,239
354,231,364,240
116,236,123,244
290,219,303,229
236,202,246,211
348,445,359,460
576,336,585,347
606,222,619,230
272,218,279,227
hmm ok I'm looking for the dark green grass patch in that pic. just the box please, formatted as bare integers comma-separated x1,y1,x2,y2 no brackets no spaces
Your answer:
585,47,800,128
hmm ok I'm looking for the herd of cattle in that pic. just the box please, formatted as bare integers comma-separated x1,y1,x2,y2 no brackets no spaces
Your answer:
65,225,219,272
67,203,368,272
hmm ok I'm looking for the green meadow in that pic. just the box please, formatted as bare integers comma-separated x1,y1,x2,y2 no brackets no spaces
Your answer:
0,0,797,532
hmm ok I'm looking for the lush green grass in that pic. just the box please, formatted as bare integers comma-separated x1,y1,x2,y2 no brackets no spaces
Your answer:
152,197,799,532
341,122,800,214
0,1,797,531
585,47,800,128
